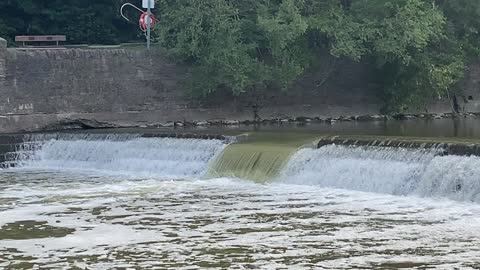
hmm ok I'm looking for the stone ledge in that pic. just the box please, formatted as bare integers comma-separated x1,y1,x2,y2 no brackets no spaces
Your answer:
2,110,480,134
317,135,480,156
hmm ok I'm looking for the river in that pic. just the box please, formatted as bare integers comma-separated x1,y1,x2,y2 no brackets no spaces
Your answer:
1,122,480,269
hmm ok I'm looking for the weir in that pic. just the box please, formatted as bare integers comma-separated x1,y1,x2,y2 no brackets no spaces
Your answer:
6,133,228,179
317,135,480,156
281,145,480,202
3,132,480,202
208,132,320,181
208,144,296,181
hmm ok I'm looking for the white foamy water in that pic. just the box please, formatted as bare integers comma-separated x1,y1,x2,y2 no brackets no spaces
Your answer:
12,135,227,179
2,138,480,268
1,172,480,269
281,145,480,202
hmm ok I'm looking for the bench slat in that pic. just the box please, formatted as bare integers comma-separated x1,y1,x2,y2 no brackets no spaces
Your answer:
15,35,66,42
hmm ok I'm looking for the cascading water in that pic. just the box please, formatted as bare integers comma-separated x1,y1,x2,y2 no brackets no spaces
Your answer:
10,134,227,179
415,154,480,201
208,144,298,182
207,132,319,182
4,133,480,268
6,132,480,201
280,145,480,202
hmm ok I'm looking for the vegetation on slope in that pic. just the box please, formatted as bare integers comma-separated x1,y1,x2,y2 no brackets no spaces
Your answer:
0,0,478,112
155,0,480,112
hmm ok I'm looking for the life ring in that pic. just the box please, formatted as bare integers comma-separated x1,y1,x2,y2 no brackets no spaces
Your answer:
139,12,156,32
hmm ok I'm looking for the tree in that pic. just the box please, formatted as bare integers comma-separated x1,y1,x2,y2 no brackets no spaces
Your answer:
0,0,141,45
2,0,477,113
323,0,453,111
155,0,464,112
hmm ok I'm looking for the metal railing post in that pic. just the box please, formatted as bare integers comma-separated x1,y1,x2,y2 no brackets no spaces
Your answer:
147,0,151,50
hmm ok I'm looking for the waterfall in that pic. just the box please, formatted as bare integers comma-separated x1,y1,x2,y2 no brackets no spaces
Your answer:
208,144,297,182
280,145,480,202
6,132,480,202
11,134,227,179
415,155,480,202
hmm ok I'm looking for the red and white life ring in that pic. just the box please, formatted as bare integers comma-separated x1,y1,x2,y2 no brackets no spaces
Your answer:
139,12,156,32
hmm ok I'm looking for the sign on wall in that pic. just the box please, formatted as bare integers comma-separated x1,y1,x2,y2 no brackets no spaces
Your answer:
142,0,155,8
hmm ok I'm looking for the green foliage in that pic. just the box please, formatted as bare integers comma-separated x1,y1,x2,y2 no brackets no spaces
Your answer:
0,0,141,45
440,0,480,57
257,0,313,89
0,0,478,112
156,0,258,95
155,0,479,111
367,0,478,111
329,0,451,111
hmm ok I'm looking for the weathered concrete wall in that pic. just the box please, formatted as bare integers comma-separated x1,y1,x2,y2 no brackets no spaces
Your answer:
461,59,480,112
0,46,388,133
2,48,184,115
0,44,475,133
0,48,195,132
0,38,6,100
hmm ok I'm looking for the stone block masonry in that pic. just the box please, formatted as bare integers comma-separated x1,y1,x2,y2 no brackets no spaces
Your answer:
0,47,190,132
0,40,477,133
1,48,183,115
0,38,6,89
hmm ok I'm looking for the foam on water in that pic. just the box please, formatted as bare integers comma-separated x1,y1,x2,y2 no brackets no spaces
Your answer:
280,145,480,202
3,136,480,268
1,175,480,269
12,134,227,179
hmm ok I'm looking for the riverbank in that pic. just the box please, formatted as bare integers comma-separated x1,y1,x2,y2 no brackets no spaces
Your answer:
2,44,480,134
2,110,480,134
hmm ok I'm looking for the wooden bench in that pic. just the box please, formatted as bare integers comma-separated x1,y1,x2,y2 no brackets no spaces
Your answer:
15,35,66,47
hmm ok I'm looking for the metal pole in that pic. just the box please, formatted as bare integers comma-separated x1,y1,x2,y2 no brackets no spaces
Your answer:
147,0,151,50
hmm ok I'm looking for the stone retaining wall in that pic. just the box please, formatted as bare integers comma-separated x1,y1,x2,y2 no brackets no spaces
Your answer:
0,39,478,133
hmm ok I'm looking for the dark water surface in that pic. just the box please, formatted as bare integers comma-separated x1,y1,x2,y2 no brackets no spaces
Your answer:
213,117,480,138
51,117,480,139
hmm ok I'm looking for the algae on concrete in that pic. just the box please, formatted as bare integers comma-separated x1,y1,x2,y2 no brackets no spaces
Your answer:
208,131,321,182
